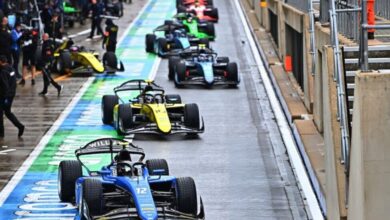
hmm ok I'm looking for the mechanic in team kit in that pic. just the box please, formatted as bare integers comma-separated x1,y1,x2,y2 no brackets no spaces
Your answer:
39,33,63,96
88,0,104,40
103,19,118,52
0,16,12,64
19,27,39,86
0,55,24,139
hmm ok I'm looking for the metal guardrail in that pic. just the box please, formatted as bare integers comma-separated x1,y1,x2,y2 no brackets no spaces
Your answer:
375,0,390,20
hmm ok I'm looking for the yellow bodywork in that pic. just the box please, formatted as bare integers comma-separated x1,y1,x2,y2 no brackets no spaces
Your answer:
141,104,171,134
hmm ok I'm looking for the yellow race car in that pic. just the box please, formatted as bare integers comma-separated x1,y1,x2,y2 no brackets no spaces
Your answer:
101,80,204,135
53,39,124,75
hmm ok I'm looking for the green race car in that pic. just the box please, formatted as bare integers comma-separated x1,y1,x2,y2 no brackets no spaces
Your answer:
172,13,215,40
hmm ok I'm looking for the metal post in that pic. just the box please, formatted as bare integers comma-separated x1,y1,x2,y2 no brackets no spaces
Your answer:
360,0,369,71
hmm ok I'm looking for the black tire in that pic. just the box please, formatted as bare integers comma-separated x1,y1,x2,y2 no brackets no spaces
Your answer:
117,104,133,135
168,57,181,80
58,160,82,202
158,38,169,53
210,8,219,20
198,38,210,48
146,159,169,175
165,94,182,104
103,52,117,69
205,23,215,39
184,103,200,129
145,34,156,53
217,56,229,63
227,62,239,84
176,177,198,215
102,95,119,124
176,62,186,82
57,51,72,75
83,178,105,216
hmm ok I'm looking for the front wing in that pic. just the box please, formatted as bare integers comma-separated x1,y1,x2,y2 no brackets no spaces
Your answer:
123,119,205,135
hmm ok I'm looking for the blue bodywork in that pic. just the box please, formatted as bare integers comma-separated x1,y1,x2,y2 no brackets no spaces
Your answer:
153,32,193,57
74,166,177,220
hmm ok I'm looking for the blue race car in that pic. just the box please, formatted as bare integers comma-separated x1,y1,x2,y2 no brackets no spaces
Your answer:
58,138,205,220
169,47,240,87
145,21,210,58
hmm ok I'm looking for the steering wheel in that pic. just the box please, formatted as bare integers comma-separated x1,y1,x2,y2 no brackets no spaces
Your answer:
153,94,165,104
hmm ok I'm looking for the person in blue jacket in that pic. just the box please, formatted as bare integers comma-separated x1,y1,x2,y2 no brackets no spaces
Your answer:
11,22,22,79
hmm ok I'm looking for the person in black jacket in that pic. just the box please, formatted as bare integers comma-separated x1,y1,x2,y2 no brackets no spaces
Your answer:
20,28,39,86
0,55,24,139
0,17,12,64
103,19,118,52
38,33,63,96
46,11,63,40
88,0,104,39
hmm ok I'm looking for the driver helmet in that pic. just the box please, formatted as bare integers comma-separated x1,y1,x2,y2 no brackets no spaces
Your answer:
117,149,131,161
70,46,79,52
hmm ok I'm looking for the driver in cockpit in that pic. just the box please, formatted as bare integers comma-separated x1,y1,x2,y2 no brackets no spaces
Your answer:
115,149,132,176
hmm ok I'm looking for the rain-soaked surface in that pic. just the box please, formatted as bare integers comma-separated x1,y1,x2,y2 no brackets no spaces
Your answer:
0,0,308,219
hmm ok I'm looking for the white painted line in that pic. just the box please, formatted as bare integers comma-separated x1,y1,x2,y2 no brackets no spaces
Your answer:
0,77,94,206
0,149,16,155
234,0,324,219
68,29,91,38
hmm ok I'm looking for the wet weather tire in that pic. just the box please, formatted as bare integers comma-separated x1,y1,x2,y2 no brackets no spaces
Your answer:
165,94,182,104
176,177,198,216
175,62,186,87
168,57,181,80
227,62,239,86
103,52,117,69
83,178,105,216
146,159,169,175
58,160,82,202
145,34,156,53
57,51,72,75
184,103,200,130
102,95,119,124
117,104,133,135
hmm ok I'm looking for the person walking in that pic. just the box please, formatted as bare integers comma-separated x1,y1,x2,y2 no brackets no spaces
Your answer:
39,33,63,96
0,55,24,139
88,0,104,40
19,28,39,86
102,19,118,52
0,16,12,64
11,22,22,79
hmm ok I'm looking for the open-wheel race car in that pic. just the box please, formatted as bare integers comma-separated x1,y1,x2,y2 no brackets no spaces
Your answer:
177,0,213,7
53,39,124,75
174,13,215,40
145,20,213,58
102,80,205,135
58,138,205,220
169,46,240,87
177,1,218,23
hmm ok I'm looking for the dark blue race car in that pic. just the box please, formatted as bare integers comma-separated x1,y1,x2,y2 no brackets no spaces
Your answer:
169,47,240,87
58,138,204,220
145,21,209,58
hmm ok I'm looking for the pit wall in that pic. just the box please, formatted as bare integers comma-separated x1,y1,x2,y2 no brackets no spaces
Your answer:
241,0,356,219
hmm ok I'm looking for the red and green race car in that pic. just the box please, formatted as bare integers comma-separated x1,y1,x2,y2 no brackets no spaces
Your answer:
177,2,218,22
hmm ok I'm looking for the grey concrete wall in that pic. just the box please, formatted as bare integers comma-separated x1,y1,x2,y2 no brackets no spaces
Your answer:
348,71,390,220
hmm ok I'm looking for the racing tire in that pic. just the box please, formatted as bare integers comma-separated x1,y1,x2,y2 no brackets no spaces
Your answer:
175,177,198,216
165,94,182,104
210,8,219,21
175,62,186,87
82,178,105,216
227,62,239,86
184,103,200,130
117,104,133,135
198,38,210,48
146,159,169,175
102,95,119,124
58,160,82,202
57,51,72,75
205,23,215,40
158,38,169,53
168,56,181,80
145,34,156,53
103,52,118,69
